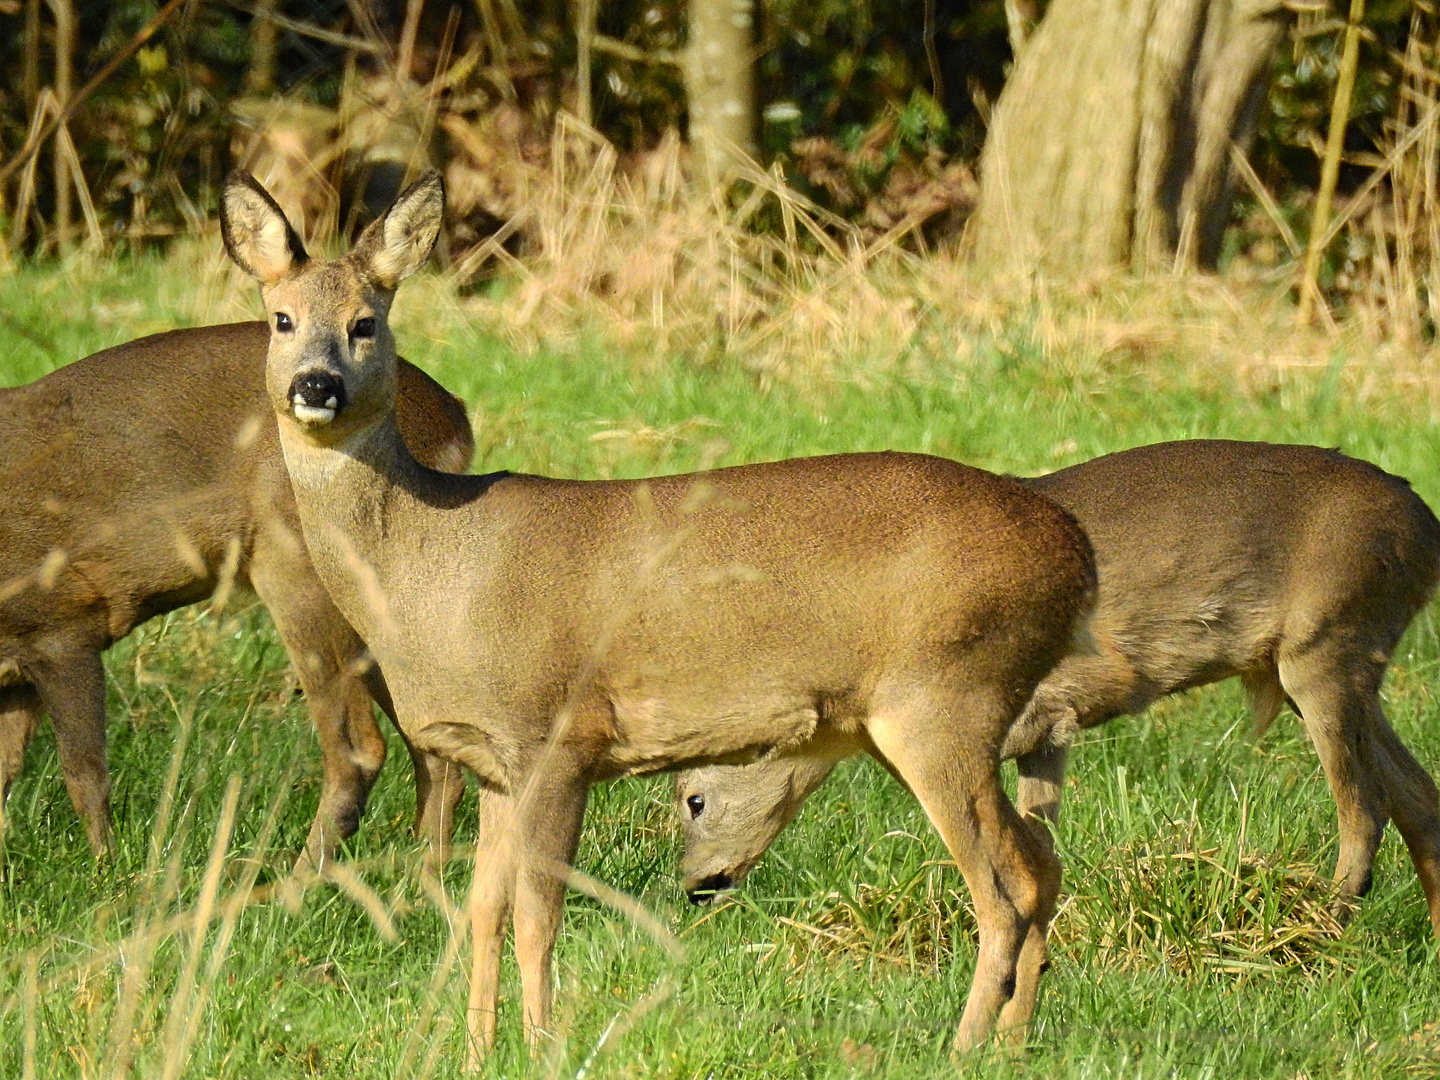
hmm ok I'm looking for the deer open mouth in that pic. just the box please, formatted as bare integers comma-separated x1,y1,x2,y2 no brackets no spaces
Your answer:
685,870,735,905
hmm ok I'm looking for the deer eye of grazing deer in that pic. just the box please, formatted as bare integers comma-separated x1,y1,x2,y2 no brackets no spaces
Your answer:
352,316,377,340
686,794,705,819
274,312,293,333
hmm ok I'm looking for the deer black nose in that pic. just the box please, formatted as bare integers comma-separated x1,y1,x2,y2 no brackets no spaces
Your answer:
290,370,346,412
686,872,733,906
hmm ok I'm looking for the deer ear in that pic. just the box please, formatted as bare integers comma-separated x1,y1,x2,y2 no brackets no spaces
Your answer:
352,171,445,290
220,171,308,284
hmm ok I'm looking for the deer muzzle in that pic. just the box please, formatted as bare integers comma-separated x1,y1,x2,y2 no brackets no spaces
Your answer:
685,871,734,906
289,370,346,426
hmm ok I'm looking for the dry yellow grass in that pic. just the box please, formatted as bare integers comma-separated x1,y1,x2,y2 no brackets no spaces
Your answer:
732,838,1351,980
68,98,1440,430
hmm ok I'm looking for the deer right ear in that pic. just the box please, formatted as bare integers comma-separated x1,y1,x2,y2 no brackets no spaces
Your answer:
220,171,308,284
351,171,445,290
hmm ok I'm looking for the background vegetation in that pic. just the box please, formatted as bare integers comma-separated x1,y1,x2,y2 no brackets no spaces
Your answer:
3,0,1440,301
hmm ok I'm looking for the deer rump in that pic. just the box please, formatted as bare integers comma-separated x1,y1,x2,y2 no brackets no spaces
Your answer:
0,321,473,865
677,439,1440,940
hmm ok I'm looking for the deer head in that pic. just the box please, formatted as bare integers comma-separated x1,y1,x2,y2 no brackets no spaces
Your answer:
220,169,444,447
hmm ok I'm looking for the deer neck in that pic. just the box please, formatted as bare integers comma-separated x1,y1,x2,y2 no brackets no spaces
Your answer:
274,409,424,650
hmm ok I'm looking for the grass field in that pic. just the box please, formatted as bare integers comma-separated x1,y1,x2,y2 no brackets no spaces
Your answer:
3,250,1440,1079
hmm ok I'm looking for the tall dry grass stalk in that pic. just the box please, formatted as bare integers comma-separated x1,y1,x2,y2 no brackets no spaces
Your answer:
1343,14,1440,345
454,117,932,385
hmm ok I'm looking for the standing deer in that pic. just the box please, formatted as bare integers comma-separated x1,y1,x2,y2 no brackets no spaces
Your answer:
0,321,474,867
219,168,1099,1058
675,440,1440,940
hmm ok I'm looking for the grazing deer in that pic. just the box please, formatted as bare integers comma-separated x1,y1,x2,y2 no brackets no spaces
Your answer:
219,167,1099,1058
676,440,1440,940
0,322,474,867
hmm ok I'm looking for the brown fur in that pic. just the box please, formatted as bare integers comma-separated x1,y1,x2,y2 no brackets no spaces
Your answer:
221,169,1099,1059
0,322,474,866
676,440,1440,939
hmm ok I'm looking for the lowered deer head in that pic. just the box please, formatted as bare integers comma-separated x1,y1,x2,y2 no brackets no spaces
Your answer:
673,440,1440,941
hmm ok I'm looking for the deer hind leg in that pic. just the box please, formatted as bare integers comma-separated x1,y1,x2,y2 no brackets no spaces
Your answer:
512,762,589,1051
0,684,44,835
867,685,1061,1053
1016,742,1070,851
32,641,112,857
1279,645,1395,912
1009,742,1072,1011
290,642,385,873
411,750,466,868
255,565,388,873
1364,701,1440,937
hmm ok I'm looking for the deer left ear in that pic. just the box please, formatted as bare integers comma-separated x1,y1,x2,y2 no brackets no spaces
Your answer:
353,171,445,291
220,170,309,284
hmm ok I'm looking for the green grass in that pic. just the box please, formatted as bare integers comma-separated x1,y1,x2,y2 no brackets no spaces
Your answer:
2,254,1440,1078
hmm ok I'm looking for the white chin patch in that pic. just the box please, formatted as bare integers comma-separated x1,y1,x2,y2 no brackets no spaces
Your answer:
292,400,337,425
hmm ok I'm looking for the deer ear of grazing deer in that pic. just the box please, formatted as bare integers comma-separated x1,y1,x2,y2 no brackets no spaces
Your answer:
220,169,444,443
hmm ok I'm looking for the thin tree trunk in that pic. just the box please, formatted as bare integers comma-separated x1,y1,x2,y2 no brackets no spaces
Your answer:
47,0,74,254
1298,0,1365,325
23,0,41,113
973,0,1290,273
576,0,595,126
685,0,757,180
248,0,279,94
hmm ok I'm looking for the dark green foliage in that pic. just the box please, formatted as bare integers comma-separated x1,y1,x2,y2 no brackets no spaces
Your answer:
758,0,1007,158
84,6,249,244
1257,0,1421,198
0,2,1437,283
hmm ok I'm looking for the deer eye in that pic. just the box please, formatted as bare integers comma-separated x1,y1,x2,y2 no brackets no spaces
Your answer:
274,312,293,333
352,317,377,340
686,794,705,819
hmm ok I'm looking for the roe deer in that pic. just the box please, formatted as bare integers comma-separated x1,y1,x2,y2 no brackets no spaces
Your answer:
219,168,1098,1057
0,321,474,866
676,440,1440,939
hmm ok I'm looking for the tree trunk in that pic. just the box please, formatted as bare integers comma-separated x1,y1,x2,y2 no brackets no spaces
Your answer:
22,0,40,113
47,0,74,253
247,0,278,94
685,0,757,180
575,0,595,125
972,0,1290,273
